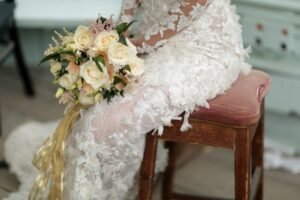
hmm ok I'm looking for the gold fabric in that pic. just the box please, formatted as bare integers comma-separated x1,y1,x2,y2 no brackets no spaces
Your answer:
29,104,82,200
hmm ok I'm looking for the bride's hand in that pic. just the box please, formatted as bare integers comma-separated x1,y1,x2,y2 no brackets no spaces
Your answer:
129,37,143,48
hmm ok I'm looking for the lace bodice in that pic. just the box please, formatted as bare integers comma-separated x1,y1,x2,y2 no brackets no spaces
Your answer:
120,0,206,53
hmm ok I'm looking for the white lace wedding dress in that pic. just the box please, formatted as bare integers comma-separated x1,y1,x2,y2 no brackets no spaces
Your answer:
4,0,251,199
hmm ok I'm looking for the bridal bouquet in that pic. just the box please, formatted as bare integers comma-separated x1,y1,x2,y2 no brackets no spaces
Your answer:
41,16,144,106
30,17,143,200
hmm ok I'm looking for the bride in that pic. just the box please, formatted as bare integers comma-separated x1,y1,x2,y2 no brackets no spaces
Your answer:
4,0,251,199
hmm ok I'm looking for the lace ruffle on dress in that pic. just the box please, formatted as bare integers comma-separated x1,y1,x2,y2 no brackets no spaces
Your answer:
4,0,251,199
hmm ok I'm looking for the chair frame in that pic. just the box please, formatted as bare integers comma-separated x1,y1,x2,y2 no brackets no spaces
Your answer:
0,0,34,96
138,100,265,200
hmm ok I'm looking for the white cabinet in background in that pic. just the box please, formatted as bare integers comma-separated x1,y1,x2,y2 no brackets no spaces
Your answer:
233,0,300,115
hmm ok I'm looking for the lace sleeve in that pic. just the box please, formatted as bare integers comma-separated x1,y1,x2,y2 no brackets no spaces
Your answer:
120,0,141,23
138,0,207,53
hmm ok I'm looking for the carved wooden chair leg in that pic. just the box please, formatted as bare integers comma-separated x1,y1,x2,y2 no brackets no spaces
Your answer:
234,128,251,200
252,104,265,200
162,141,176,200
138,134,158,200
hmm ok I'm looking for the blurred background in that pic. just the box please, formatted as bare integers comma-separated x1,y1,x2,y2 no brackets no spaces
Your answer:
0,0,299,199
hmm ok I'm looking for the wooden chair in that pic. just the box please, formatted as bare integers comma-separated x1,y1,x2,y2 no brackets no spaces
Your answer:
138,70,271,200
0,0,34,96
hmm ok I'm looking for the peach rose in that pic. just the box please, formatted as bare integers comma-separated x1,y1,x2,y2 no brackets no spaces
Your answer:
67,61,80,77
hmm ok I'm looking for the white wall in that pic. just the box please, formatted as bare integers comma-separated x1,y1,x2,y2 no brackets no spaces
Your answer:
4,0,123,67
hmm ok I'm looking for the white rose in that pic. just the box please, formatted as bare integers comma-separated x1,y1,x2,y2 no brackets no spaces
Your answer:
94,31,119,52
58,73,78,90
108,42,135,66
125,37,137,55
80,61,110,89
86,47,98,57
79,93,95,105
74,25,93,50
129,57,145,76
50,60,62,75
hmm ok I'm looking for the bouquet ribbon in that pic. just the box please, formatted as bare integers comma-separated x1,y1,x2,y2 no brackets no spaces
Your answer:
29,104,82,200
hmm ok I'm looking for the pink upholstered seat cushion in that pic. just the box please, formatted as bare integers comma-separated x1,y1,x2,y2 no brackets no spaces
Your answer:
191,70,271,126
